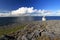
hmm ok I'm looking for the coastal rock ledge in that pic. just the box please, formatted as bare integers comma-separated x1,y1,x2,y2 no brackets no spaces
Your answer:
0,20,60,40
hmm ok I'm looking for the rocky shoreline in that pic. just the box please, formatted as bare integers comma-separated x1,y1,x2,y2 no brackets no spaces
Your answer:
0,20,60,40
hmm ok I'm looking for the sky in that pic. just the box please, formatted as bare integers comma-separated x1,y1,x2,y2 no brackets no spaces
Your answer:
0,0,60,16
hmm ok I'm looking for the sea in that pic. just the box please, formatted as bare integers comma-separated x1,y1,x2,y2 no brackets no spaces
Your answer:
0,16,60,25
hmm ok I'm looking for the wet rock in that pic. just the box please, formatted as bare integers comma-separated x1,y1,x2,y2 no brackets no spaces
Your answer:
0,35,15,40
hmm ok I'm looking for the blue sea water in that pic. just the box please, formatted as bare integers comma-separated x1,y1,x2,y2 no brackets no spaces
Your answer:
0,16,60,25
46,16,60,20
33,16,60,21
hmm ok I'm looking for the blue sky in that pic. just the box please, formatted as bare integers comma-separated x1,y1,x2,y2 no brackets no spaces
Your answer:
0,0,60,16
0,0,60,11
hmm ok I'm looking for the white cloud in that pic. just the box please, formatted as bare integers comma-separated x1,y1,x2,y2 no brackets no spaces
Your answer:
0,7,60,17
0,13,10,17
11,7,35,15
10,7,51,16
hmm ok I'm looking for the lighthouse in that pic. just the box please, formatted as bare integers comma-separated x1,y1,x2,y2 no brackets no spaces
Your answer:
42,16,46,21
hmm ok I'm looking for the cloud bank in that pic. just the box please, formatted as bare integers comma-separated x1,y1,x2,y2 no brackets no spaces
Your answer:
0,7,60,17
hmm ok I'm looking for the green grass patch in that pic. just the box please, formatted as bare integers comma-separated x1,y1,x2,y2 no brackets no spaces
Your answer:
0,24,25,37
